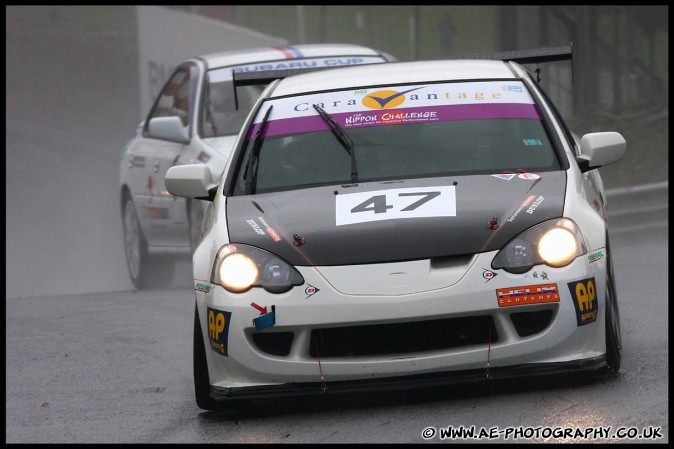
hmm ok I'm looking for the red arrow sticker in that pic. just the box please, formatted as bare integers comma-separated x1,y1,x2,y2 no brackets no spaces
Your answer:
250,302,268,315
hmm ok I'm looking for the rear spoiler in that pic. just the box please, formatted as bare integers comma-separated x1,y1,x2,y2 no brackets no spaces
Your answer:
458,44,573,82
459,44,572,64
231,45,573,107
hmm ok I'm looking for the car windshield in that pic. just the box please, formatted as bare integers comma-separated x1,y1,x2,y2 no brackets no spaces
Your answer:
201,78,264,137
232,80,561,195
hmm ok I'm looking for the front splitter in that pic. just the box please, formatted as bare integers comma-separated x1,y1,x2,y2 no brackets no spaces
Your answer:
211,355,608,402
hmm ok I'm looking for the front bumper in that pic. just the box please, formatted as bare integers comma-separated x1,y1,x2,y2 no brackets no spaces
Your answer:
211,355,607,401
195,249,608,397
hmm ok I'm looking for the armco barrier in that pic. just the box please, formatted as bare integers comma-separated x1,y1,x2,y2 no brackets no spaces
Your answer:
605,181,668,230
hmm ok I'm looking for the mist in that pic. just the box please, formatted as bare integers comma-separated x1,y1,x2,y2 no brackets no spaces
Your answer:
6,7,142,298
5,6,667,299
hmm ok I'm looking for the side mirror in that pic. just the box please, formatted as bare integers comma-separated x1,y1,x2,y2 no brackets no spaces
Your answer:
147,116,189,144
575,132,626,172
165,164,217,201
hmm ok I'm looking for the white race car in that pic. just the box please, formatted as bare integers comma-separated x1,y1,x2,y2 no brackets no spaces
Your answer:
119,44,395,288
165,46,625,411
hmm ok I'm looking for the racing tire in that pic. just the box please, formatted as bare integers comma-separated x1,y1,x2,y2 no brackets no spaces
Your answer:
193,305,219,411
604,239,622,373
123,196,176,290
123,197,152,289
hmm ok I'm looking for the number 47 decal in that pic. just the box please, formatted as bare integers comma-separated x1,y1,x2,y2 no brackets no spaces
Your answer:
335,186,456,226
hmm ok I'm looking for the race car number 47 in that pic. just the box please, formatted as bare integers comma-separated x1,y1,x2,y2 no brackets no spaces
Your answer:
335,186,456,226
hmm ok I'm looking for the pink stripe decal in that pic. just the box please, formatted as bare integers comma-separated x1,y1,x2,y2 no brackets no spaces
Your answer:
246,103,541,140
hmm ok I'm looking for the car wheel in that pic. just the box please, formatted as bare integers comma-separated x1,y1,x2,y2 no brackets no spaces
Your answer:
193,305,219,411
189,200,203,254
123,196,176,290
123,197,150,289
604,240,622,373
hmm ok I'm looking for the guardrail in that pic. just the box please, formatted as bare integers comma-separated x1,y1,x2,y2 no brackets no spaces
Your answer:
606,181,668,231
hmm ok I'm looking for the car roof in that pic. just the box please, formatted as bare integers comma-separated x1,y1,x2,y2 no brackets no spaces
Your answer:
269,59,521,97
198,44,393,70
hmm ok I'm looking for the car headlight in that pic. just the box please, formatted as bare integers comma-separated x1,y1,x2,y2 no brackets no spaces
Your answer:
492,218,587,274
211,244,304,293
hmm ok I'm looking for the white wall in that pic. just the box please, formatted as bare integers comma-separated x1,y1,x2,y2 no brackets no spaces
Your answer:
136,6,287,120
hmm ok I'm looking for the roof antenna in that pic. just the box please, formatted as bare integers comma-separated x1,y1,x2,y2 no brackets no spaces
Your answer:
535,64,541,83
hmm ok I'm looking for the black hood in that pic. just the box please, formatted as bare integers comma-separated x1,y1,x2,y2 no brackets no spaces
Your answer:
226,172,566,266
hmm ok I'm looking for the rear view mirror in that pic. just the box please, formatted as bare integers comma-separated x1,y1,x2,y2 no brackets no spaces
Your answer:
147,116,189,144
165,164,216,200
576,132,626,172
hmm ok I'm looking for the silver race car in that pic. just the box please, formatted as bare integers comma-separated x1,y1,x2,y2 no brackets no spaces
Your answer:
119,44,395,288
165,46,625,411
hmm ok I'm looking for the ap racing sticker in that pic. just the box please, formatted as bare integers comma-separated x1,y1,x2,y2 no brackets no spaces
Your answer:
335,186,456,226
568,277,598,326
207,307,232,356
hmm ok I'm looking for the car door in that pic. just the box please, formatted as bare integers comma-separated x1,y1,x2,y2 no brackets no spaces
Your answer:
128,64,197,248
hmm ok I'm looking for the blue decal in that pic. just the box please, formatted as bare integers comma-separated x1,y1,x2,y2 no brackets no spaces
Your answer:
253,305,276,331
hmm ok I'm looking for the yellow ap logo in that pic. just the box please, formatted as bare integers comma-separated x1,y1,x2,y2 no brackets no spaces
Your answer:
208,310,226,340
575,279,595,312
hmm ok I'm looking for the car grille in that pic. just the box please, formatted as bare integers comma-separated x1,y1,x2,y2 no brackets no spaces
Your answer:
309,315,498,358
252,331,295,356
509,309,554,337
250,310,556,359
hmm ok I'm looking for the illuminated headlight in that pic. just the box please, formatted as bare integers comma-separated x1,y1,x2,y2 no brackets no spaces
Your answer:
492,218,587,274
211,244,304,293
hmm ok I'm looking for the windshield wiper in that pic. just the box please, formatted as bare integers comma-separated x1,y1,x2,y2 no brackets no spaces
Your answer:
312,104,358,183
245,105,273,195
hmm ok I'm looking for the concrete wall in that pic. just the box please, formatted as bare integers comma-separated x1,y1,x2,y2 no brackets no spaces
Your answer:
137,6,286,120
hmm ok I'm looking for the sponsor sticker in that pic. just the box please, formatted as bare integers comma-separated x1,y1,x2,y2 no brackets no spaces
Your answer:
482,269,498,282
568,277,598,326
257,216,283,242
492,173,517,181
507,195,537,222
525,196,545,214
210,56,387,82
335,186,456,226
146,206,169,219
496,283,560,307
246,80,540,140
207,307,232,356
502,85,523,92
196,151,211,163
518,173,541,180
587,250,605,264
305,284,320,299
246,219,265,235
194,282,212,293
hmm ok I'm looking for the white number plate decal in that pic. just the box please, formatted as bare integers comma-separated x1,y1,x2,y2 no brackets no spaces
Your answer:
335,186,456,226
